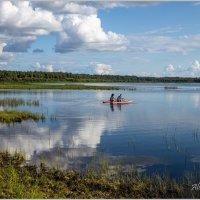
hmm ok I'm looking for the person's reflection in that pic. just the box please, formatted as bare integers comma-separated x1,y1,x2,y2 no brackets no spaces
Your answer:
110,104,122,112
117,103,122,111
110,103,114,112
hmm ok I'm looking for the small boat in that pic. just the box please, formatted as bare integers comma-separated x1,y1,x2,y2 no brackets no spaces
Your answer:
102,100,133,104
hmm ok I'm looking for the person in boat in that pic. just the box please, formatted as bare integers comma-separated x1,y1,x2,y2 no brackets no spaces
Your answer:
110,93,116,103
117,94,125,102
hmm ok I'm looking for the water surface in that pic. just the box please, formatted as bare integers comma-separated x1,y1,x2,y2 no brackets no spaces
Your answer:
1,84,200,177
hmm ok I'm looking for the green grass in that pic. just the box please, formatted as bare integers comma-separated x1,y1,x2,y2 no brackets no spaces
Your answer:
0,110,45,124
0,82,120,90
0,98,39,107
0,151,199,198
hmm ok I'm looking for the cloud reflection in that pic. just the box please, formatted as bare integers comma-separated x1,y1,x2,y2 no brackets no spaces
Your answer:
191,93,200,108
0,107,125,169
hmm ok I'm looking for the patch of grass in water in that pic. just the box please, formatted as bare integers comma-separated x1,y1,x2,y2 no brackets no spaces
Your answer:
0,151,200,198
164,86,178,90
0,83,120,90
0,110,45,124
0,98,39,107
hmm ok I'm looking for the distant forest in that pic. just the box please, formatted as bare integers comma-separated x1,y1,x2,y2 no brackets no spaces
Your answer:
0,70,200,83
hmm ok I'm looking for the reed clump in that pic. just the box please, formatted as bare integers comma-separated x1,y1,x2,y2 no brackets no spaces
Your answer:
0,151,199,198
164,86,178,90
0,110,44,124
0,83,120,90
0,98,39,107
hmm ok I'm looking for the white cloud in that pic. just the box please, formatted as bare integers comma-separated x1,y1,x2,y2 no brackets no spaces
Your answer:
85,1,159,9
46,65,54,73
33,1,97,15
128,34,200,54
165,64,175,74
0,61,7,65
33,62,54,72
164,60,200,77
0,1,128,53
2,0,200,72
143,26,182,35
33,1,158,13
190,60,200,72
0,1,62,33
0,42,14,65
0,43,6,53
55,14,128,52
0,1,62,52
94,63,112,75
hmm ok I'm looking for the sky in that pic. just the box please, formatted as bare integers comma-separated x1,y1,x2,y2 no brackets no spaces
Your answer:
1,1,200,77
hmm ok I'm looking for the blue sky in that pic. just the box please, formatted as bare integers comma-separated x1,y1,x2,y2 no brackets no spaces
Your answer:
1,1,200,77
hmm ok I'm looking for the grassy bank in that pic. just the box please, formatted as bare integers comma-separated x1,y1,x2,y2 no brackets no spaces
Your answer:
0,110,45,124
0,151,199,198
0,83,120,90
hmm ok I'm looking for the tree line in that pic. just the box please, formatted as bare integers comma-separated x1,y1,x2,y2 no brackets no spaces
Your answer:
0,70,200,83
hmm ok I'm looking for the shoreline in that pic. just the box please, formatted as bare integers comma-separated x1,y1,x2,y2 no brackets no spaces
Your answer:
0,83,120,90
0,151,199,198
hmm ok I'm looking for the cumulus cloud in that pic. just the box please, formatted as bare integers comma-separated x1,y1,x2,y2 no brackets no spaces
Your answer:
165,64,175,74
190,60,200,72
32,1,97,15
33,1,158,13
164,60,200,77
164,64,186,76
55,14,128,52
0,42,14,66
187,60,200,77
0,1,128,53
2,0,199,63
94,63,112,75
33,62,54,72
0,1,62,52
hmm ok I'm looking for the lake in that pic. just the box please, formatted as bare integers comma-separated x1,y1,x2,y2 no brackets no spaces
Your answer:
1,83,200,177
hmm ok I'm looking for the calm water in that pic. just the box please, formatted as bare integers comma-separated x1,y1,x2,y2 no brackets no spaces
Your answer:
1,83,200,177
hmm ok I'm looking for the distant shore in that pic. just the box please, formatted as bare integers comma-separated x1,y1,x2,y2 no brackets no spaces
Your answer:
1,70,200,83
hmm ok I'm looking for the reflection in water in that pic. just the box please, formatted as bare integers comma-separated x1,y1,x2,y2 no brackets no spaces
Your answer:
110,104,122,112
166,93,174,105
0,89,200,176
110,104,114,112
191,93,200,108
117,104,122,111
32,147,97,170
0,101,126,169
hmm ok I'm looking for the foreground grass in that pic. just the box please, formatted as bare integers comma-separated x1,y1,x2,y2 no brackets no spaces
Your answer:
0,110,45,124
0,83,120,90
0,151,199,198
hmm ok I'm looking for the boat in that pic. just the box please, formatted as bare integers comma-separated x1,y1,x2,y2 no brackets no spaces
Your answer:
102,100,133,104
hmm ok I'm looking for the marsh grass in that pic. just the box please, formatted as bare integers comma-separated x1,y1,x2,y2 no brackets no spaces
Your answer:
0,98,39,107
0,110,45,124
0,151,200,198
0,83,120,90
164,86,178,90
